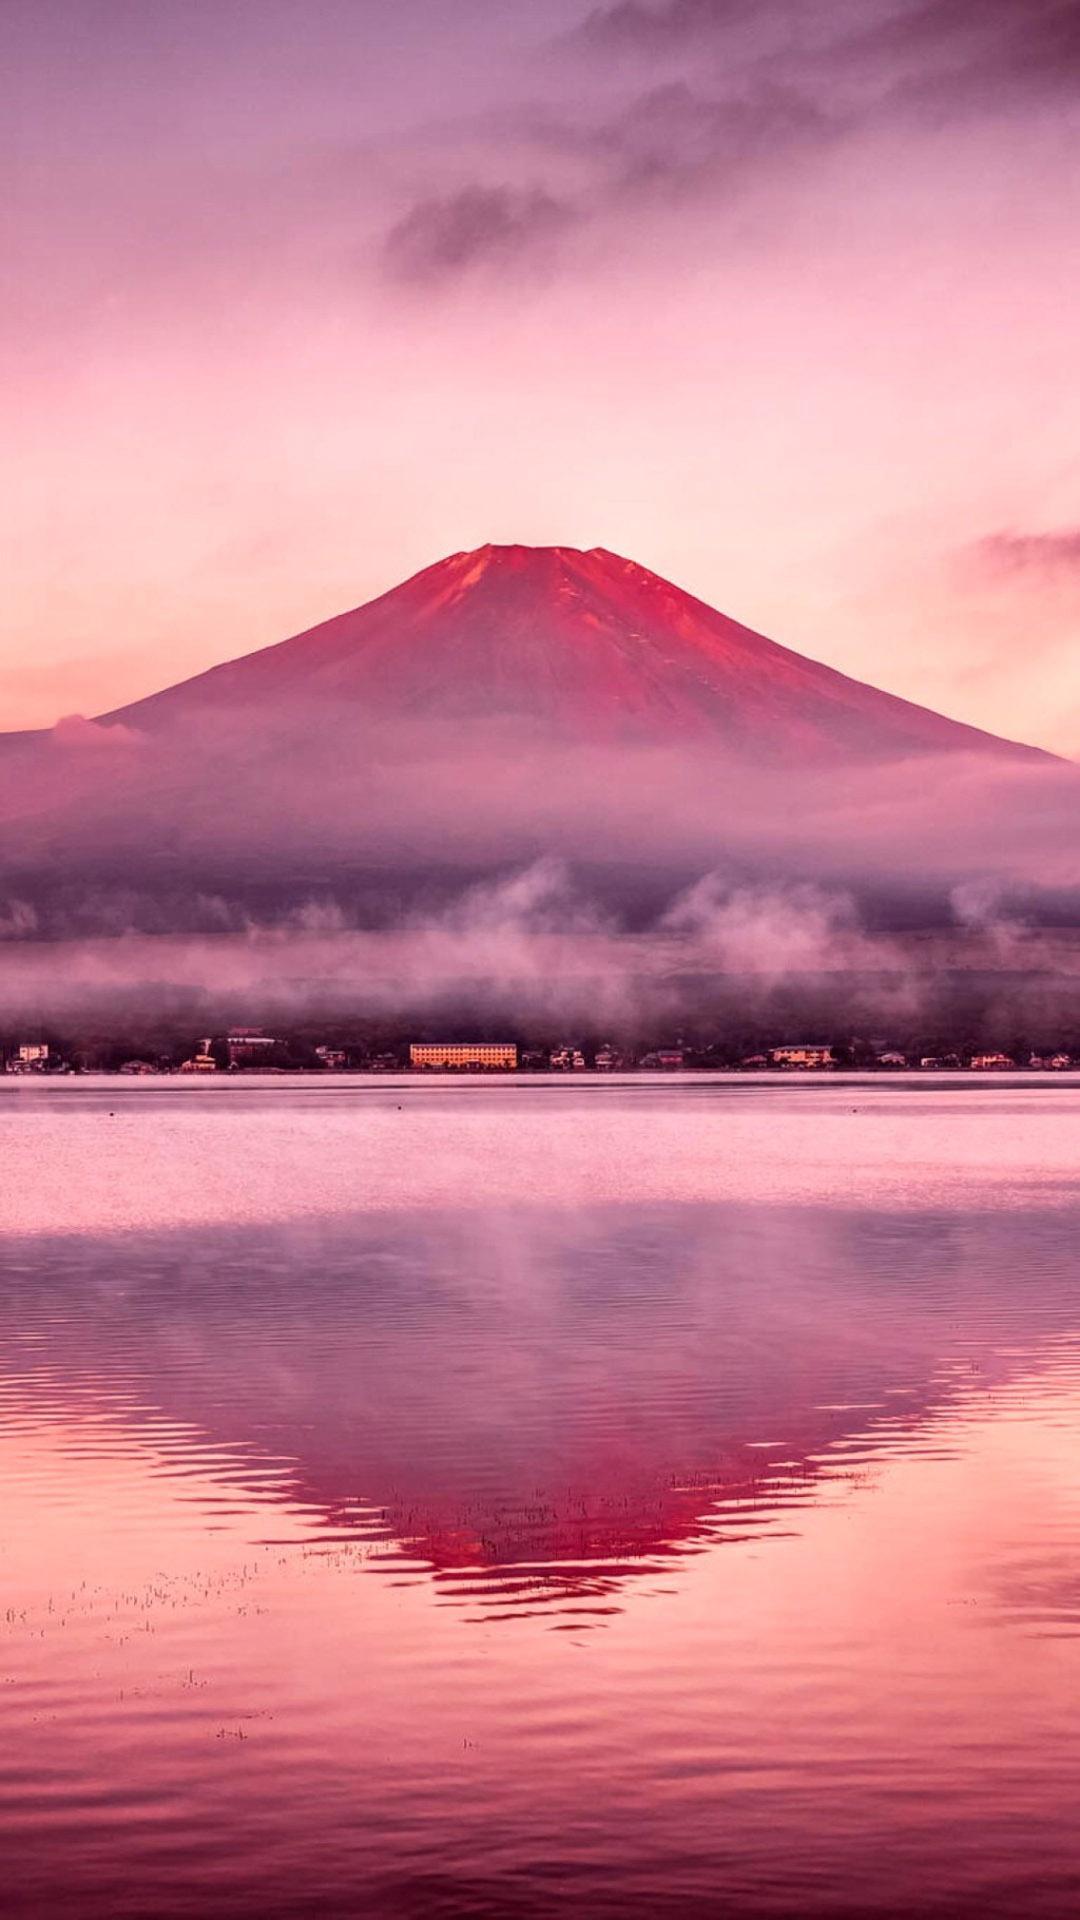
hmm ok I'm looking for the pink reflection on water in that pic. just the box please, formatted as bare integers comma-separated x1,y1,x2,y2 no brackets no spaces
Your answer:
1,1084,1080,1916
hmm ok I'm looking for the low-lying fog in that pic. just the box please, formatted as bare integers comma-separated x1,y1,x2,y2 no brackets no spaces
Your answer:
1,716,1078,1031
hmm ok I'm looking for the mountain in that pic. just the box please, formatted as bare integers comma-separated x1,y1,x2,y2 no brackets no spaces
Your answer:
0,543,1068,959
93,543,1043,762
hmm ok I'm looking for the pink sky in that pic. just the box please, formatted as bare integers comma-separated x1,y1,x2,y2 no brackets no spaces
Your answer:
3,0,1079,751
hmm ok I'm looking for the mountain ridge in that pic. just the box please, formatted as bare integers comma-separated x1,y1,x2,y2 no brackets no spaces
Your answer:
75,542,1050,764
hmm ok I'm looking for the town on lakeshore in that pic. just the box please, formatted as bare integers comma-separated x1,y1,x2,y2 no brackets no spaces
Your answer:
1,1029,1076,1076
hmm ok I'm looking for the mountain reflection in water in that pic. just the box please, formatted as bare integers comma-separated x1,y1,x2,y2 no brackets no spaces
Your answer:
3,1093,1080,1919
3,1201,1073,1616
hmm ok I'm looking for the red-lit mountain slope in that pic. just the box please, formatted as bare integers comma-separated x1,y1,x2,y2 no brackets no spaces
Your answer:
98,545,1045,762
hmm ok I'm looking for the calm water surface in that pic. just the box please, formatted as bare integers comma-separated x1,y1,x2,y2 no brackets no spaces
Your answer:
2,1076,1080,1918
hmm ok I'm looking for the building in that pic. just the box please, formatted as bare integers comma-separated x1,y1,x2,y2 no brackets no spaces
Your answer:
315,1047,349,1070
969,1053,1015,1071
549,1046,585,1070
226,1029,278,1068
6,1042,50,1073
594,1045,626,1071
639,1048,686,1070
410,1043,517,1072
876,1050,908,1068
180,1040,217,1073
769,1045,834,1069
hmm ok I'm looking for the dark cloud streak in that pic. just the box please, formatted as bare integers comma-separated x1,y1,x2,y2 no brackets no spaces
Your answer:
972,529,1080,576
377,0,1079,288
849,0,1080,114
380,77,840,283
383,183,577,283
573,0,1080,108
596,80,843,197
573,0,757,53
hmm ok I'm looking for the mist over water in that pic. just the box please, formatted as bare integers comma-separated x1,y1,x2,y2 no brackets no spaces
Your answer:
3,1078,1080,1916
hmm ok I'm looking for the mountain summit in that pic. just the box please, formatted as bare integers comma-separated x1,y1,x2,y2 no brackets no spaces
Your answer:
99,544,1043,763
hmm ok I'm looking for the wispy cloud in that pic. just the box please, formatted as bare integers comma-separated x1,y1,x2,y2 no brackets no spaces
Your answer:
593,79,841,197
572,0,1080,114
971,529,1080,576
573,0,757,55
383,183,577,284
51,714,149,752
378,76,840,283
373,0,1078,290
860,0,1080,107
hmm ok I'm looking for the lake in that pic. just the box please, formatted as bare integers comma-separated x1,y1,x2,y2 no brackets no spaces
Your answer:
2,1074,1080,1917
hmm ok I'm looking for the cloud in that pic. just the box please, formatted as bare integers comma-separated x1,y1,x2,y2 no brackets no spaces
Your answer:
971,529,1080,577
661,874,894,976
833,0,1080,118
0,898,37,941
375,0,1074,292
402,76,840,270
573,0,1080,117
949,875,1034,965
51,713,148,751
878,0,1080,84
3,845,1080,1043
417,856,606,938
382,183,577,284
595,80,841,197
574,0,755,54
